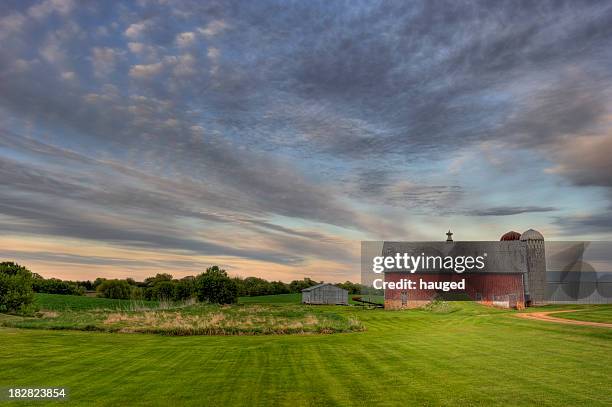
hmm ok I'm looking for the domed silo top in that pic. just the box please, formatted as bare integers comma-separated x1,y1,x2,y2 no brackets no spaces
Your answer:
500,231,521,241
520,228,544,241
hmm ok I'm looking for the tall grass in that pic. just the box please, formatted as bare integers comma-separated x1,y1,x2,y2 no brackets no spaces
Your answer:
2,302,364,336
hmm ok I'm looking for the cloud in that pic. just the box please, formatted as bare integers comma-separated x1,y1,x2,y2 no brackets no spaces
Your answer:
198,20,228,37
0,131,365,266
546,133,612,187
0,249,207,271
0,13,26,40
176,31,196,47
28,0,74,20
166,53,198,77
0,197,302,266
39,36,65,64
129,61,164,78
91,47,119,78
470,206,558,217
127,42,145,53
61,71,75,80
351,173,464,213
124,21,148,39
554,208,612,236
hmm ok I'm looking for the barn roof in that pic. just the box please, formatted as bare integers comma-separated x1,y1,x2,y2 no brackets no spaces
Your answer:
301,283,347,292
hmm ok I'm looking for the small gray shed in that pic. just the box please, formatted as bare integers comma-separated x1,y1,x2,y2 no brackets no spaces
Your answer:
301,283,348,305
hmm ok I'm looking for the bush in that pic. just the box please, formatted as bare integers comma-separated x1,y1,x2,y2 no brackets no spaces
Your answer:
174,278,196,301
93,277,107,290
151,281,175,301
289,278,319,293
336,281,362,295
32,277,85,296
195,266,237,304
144,273,173,286
130,285,144,300
96,279,132,299
0,262,35,313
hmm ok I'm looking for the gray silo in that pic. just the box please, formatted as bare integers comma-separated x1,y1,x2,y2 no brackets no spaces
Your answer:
521,229,546,306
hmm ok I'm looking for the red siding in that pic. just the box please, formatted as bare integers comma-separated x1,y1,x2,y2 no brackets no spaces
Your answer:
384,273,525,309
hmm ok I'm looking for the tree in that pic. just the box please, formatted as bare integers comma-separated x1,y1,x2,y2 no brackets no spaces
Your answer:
336,281,362,295
130,285,144,300
93,277,107,290
96,279,132,299
144,273,173,287
75,280,94,291
151,281,175,301
174,278,196,301
289,278,319,293
32,277,85,296
242,276,272,296
195,266,237,304
0,262,35,313
270,280,290,295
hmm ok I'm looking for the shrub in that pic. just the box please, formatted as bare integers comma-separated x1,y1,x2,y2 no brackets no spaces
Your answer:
93,277,107,290
336,281,362,294
151,281,175,301
195,266,237,304
130,286,144,300
144,273,173,286
32,277,85,296
289,278,319,293
96,279,132,299
174,278,196,301
0,262,35,313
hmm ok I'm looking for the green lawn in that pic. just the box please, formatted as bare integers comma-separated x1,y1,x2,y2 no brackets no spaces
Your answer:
554,306,612,324
238,293,384,305
1,296,611,406
238,293,301,304
350,294,384,305
34,293,159,311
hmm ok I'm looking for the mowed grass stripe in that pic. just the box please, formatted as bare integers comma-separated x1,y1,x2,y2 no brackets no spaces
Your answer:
554,307,612,324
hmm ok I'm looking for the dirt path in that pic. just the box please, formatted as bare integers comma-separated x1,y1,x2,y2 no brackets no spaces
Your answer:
515,310,612,328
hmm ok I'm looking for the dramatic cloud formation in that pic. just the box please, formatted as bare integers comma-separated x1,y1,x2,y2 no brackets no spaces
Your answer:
1,0,611,281
470,207,558,217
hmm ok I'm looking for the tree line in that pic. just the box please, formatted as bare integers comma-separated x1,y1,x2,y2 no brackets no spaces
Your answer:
1,261,364,313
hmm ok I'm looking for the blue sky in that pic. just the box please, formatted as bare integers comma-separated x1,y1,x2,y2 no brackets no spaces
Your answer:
1,0,612,281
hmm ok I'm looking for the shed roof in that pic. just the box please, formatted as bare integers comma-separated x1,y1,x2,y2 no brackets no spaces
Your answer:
301,283,347,292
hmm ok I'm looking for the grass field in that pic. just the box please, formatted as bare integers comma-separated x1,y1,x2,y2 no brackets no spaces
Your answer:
34,293,159,311
238,292,385,305
1,294,611,406
2,295,363,335
238,293,301,304
554,307,612,324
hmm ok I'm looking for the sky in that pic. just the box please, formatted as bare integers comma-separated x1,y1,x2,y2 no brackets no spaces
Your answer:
1,0,612,282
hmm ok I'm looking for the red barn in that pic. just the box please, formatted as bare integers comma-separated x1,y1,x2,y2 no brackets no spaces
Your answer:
384,272,525,309
382,229,545,310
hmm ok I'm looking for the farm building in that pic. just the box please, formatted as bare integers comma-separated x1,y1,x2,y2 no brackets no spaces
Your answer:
382,229,612,310
302,283,348,305
383,229,544,310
